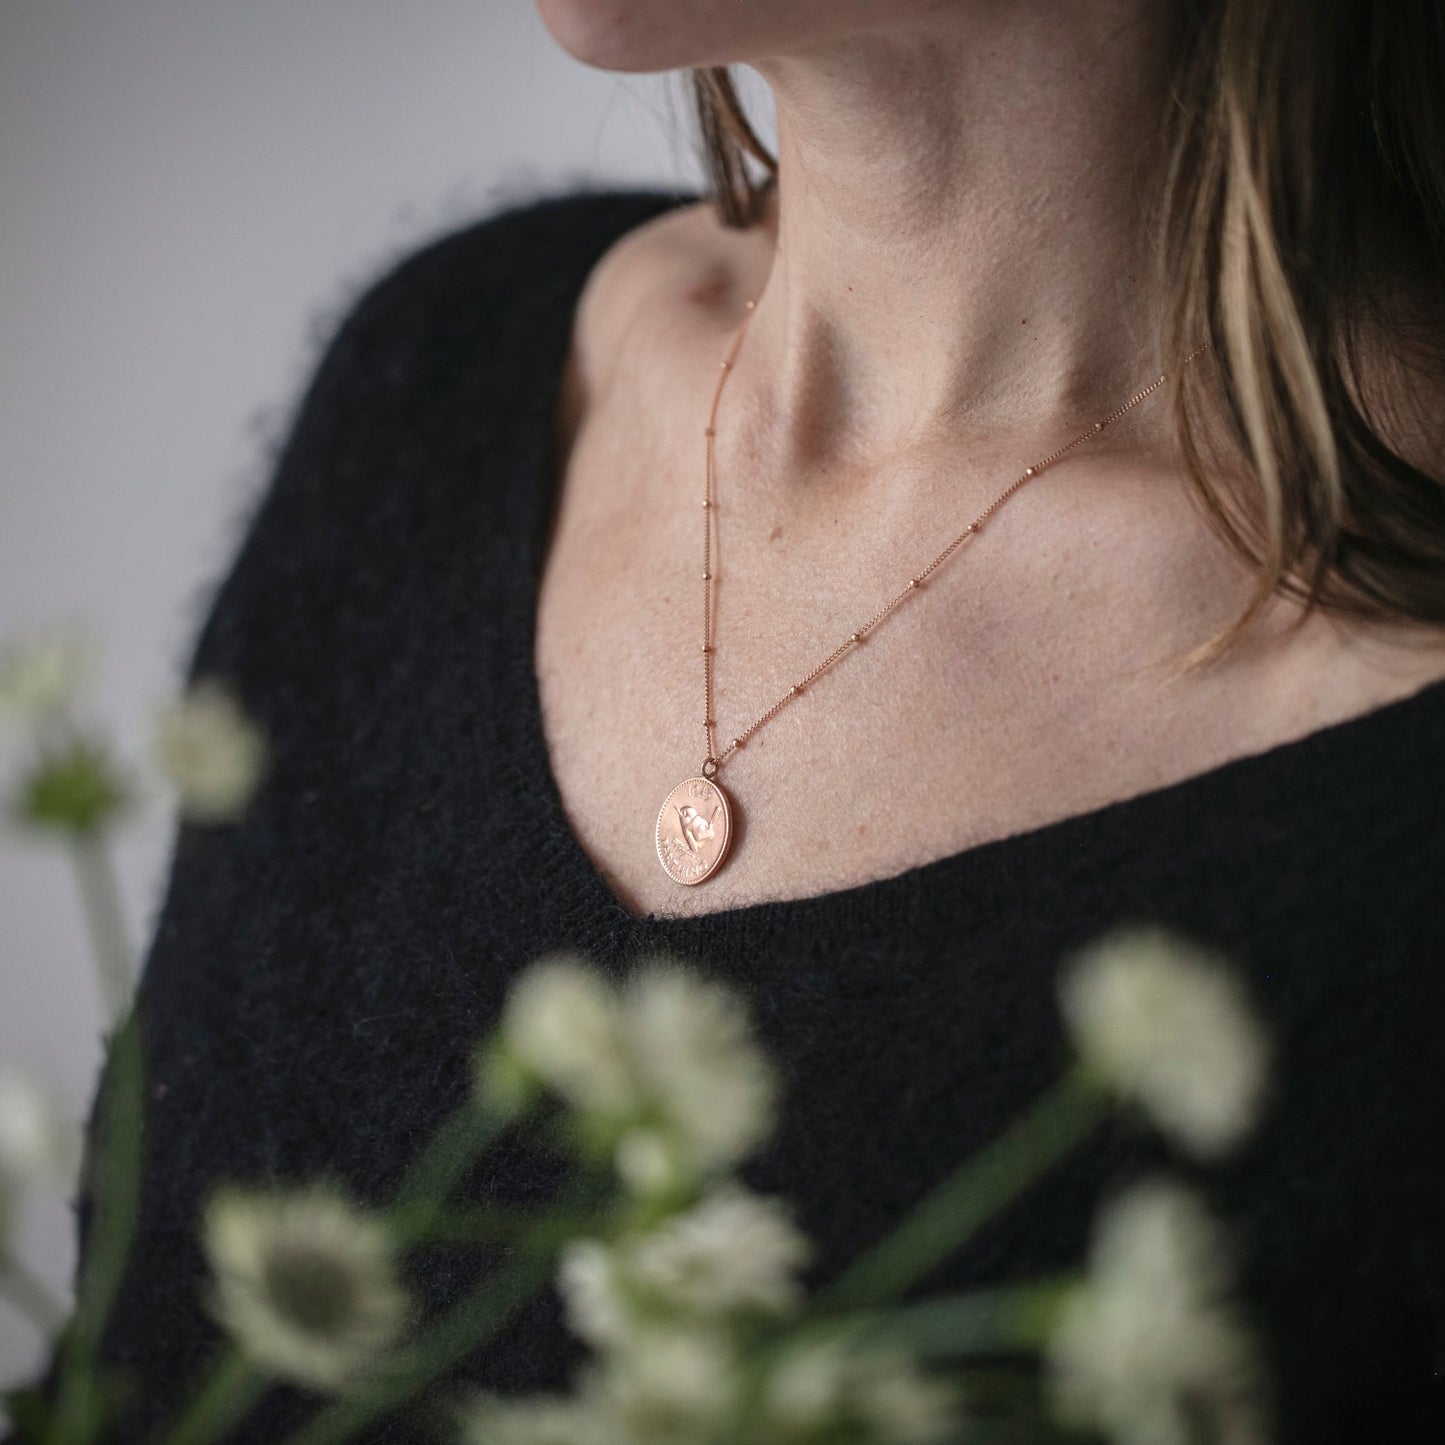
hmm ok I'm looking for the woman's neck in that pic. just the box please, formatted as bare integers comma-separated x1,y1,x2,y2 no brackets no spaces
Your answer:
729,3,1189,488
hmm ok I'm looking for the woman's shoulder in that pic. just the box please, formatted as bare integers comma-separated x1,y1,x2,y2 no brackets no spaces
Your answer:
558,186,762,410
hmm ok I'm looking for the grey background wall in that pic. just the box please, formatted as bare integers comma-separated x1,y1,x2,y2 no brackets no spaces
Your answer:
0,0,775,1390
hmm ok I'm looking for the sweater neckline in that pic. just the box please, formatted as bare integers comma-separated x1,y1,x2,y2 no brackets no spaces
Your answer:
513,186,1445,942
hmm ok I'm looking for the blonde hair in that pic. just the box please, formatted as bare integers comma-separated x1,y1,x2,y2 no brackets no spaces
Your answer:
689,1,1445,672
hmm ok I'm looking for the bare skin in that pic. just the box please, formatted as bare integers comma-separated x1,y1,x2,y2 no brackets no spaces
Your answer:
531,1,1445,920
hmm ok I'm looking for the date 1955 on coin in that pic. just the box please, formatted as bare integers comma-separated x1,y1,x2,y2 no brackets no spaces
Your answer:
655,776,734,885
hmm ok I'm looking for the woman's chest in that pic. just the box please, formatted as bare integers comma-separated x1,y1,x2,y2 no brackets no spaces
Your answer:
531,435,1443,922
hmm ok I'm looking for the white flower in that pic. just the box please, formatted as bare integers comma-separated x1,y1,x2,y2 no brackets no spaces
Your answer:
494,954,638,1116
620,955,777,1176
760,1337,958,1444
850,1352,961,1444
0,627,94,728
153,677,267,824
1058,922,1270,1157
593,1324,739,1443
625,1186,809,1318
453,1389,617,1445
761,1337,852,1431
455,1333,743,1445
1044,1177,1270,1445
557,1237,632,1350
490,952,777,1187
202,1182,410,1391
0,1065,78,1189
559,1187,809,1351
614,1126,692,1197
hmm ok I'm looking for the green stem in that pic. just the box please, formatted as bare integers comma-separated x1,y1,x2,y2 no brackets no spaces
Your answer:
277,1237,569,1445
154,1348,271,1445
47,1006,147,1445
67,831,134,1027
384,1102,508,1241
0,1253,70,1338
844,1276,1077,1360
398,1203,598,1249
819,1070,1108,1313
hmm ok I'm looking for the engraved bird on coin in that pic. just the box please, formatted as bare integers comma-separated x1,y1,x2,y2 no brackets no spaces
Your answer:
675,801,721,854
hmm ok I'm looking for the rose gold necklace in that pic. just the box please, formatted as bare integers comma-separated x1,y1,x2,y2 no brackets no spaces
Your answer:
654,296,1212,887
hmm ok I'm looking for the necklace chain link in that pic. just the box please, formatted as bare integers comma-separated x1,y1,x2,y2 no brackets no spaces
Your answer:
698,297,1212,780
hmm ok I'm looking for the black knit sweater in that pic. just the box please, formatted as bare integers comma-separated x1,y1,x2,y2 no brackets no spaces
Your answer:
54,186,1445,1442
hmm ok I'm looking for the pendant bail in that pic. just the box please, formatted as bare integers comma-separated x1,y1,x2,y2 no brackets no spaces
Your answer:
701,757,719,780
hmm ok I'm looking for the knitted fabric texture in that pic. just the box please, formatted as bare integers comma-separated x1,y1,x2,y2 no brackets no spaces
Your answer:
39,186,1445,1442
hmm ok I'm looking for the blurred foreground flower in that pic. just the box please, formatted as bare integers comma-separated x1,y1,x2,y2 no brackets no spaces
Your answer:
1045,1177,1270,1445
201,1182,410,1392
457,1332,957,1445
5,907,1275,1445
0,627,95,729
0,1066,79,1242
457,1328,746,1445
480,953,777,1193
485,955,634,1118
590,1323,739,1441
455,1389,616,1445
620,961,777,1182
153,677,268,824
549,1178,956,1443
757,1338,960,1445
559,1186,810,1348
1058,922,1270,1158
0,1066,77,1189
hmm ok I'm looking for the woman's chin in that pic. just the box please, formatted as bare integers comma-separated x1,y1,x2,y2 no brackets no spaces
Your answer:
531,0,785,75
532,0,680,74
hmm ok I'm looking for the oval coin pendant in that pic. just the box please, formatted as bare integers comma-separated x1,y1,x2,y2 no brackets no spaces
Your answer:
656,776,734,885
